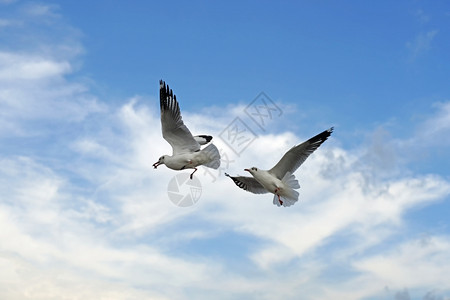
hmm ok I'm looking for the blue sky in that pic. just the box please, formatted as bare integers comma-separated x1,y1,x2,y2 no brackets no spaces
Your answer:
1,1,450,299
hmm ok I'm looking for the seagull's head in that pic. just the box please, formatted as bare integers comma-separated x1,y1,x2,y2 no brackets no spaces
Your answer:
244,167,258,174
153,155,166,169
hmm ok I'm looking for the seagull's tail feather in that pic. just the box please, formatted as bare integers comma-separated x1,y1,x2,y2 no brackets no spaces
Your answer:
194,135,213,145
273,172,300,207
201,143,221,169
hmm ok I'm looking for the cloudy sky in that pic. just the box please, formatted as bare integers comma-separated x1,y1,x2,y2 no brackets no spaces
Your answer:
1,1,450,299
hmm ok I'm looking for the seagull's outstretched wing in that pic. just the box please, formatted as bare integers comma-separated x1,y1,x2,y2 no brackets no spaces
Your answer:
269,127,333,179
225,173,268,194
160,80,200,155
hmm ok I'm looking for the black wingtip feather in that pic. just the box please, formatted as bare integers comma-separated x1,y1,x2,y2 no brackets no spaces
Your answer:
225,173,248,190
197,135,213,143
159,80,179,116
308,127,334,144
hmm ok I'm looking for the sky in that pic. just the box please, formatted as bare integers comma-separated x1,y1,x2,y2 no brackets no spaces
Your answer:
1,1,450,299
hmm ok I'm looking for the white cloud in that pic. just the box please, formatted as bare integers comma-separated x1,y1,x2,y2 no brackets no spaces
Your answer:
200,141,450,266
352,236,450,298
0,52,72,80
2,88,450,299
0,4,99,137
0,155,224,299
1,2,450,300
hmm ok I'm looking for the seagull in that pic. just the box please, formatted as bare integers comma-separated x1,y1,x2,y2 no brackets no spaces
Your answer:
225,127,333,207
153,80,221,179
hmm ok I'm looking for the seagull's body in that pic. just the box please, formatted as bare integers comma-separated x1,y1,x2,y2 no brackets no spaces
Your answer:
160,151,217,170
226,128,333,207
153,80,220,178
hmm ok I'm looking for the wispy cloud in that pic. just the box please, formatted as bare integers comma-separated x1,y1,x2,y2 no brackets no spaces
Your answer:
406,30,438,60
0,4,101,137
419,102,450,142
20,2,59,18
414,9,431,24
396,101,450,166
0,0,17,4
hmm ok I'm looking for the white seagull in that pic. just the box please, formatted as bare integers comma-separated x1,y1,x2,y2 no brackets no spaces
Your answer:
225,127,333,207
153,80,221,179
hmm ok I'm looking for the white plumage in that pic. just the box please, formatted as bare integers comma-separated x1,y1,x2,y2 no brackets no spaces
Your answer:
226,127,333,207
153,80,221,179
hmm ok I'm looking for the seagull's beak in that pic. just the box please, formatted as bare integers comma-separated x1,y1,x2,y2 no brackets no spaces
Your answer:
244,168,250,172
153,162,160,169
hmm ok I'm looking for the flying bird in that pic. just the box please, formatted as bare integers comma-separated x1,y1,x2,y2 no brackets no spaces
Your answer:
225,127,333,207
153,80,221,179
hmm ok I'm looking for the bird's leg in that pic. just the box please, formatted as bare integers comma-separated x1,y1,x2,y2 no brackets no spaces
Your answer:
190,167,198,180
274,188,283,206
